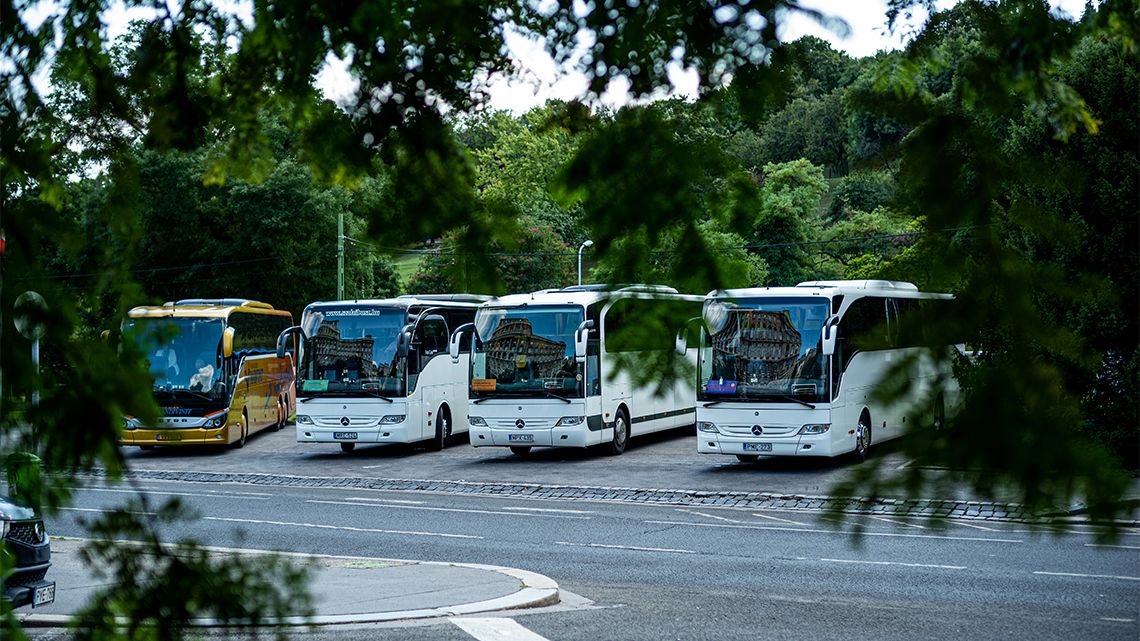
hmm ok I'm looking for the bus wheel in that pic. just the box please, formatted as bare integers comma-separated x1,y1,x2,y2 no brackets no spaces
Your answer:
854,414,871,462
274,397,285,431
431,410,450,452
932,395,945,430
608,409,629,456
340,443,356,453
234,411,248,449
736,455,759,463
510,446,531,456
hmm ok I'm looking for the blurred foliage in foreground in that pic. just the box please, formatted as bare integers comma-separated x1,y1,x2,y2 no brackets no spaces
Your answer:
1,0,1137,635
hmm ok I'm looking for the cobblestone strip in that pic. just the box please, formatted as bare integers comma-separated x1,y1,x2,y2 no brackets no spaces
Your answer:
71,468,1062,523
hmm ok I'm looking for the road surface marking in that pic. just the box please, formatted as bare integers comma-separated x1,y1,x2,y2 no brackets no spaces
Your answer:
61,507,157,516
1033,571,1140,581
1100,618,1136,623
751,513,812,526
304,500,591,520
867,515,927,529
203,516,482,539
950,521,998,532
451,617,551,641
816,557,967,570
644,520,1022,543
896,458,919,469
678,509,744,524
1084,543,1140,550
79,487,269,500
341,497,426,505
555,541,696,555
502,507,595,514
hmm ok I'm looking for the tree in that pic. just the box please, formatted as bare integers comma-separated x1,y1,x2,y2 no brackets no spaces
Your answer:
750,159,830,285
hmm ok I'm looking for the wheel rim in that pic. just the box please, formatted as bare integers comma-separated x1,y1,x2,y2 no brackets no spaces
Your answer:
856,420,870,455
614,416,628,449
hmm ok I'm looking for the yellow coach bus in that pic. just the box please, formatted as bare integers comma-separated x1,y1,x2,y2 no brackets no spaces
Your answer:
120,299,297,448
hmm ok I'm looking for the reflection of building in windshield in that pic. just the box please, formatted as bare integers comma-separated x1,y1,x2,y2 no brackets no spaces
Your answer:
313,322,388,380
486,318,566,380
713,311,802,383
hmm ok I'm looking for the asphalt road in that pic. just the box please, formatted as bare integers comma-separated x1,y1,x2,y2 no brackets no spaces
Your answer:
34,470,1140,641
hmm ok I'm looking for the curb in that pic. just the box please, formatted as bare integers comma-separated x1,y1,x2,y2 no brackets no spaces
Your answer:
16,546,561,629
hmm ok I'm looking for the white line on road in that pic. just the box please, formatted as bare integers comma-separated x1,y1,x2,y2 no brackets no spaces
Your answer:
644,520,1023,543
1033,571,1140,581
677,509,745,524
451,617,552,641
1100,618,1136,623
555,541,696,555
950,521,999,532
341,497,426,505
751,512,812,526
1084,543,1140,550
61,507,157,516
78,487,270,499
867,515,927,530
501,506,595,514
815,557,967,570
304,500,591,520
203,516,482,539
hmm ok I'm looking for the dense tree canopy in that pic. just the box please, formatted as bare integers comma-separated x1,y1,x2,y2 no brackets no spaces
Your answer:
2,0,1138,637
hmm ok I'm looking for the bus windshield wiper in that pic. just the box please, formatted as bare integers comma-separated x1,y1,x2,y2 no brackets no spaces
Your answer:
157,387,213,402
775,395,816,409
702,400,724,407
542,390,572,404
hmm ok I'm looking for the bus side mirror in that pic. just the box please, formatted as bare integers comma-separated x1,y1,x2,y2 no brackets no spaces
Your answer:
675,316,701,355
276,325,302,359
397,324,414,357
574,320,594,362
100,329,110,342
449,322,474,363
821,316,839,356
222,327,236,358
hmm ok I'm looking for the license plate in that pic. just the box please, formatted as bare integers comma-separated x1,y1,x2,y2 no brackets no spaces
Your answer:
33,582,55,607
155,432,183,441
743,442,773,452
333,432,358,440
508,434,534,443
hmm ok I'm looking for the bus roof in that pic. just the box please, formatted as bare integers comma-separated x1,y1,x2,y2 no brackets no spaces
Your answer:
127,299,285,319
708,280,950,300
302,295,489,313
482,284,700,308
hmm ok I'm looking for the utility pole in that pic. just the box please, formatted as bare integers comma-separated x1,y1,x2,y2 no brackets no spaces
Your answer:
337,212,345,299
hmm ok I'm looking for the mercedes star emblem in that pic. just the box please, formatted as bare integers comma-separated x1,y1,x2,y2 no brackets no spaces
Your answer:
751,425,764,436
340,417,350,426
515,419,525,429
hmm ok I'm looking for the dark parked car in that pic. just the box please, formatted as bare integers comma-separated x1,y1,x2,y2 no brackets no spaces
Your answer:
1,494,54,609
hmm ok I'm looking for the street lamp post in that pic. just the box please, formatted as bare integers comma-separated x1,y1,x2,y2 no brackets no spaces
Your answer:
577,239,593,287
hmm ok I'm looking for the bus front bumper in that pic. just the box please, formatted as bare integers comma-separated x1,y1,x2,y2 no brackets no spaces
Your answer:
468,425,599,449
296,423,414,445
120,426,232,446
697,432,840,457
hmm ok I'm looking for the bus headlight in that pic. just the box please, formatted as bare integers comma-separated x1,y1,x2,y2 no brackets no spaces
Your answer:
555,416,584,426
123,417,141,431
469,416,487,427
211,416,224,428
799,424,830,435
297,415,313,424
698,421,720,434
379,415,405,425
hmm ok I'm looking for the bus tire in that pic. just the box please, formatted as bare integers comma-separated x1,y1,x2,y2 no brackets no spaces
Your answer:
854,412,871,462
431,408,451,452
510,446,532,456
340,442,356,453
274,396,285,431
607,408,629,456
736,454,759,463
233,411,248,449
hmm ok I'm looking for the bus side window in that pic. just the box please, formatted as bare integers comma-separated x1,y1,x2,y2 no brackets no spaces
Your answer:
586,338,600,396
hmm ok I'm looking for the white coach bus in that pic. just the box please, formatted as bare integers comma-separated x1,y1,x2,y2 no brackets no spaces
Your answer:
692,280,957,462
277,295,487,453
450,285,702,456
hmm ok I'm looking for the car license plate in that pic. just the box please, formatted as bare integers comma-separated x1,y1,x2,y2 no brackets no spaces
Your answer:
743,442,773,452
333,432,358,440
155,432,182,441
33,582,55,607
508,434,534,443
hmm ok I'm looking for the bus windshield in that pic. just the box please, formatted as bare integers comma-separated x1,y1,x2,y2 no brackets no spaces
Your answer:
124,317,226,396
297,307,406,397
699,297,829,403
472,305,583,399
